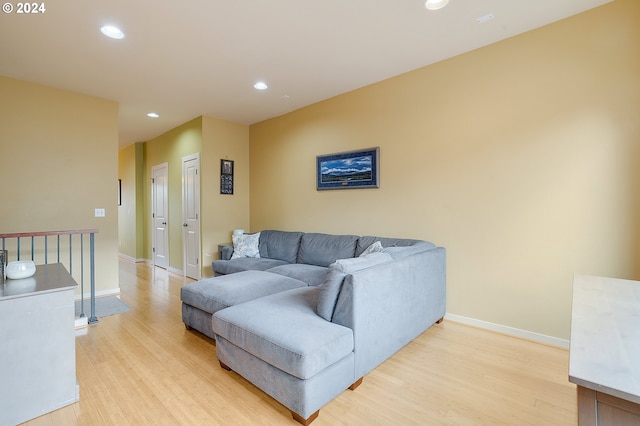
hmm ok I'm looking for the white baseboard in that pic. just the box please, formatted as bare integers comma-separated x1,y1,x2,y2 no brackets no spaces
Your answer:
75,316,88,330
74,287,121,301
118,253,147,263
122,255,187,277
144,261,185,276
445,313,570,349
167,266,184,275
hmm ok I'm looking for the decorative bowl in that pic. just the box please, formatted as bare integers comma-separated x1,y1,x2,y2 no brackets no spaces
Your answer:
6,260,36,279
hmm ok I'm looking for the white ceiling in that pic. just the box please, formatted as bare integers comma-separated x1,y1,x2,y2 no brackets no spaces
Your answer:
0,0,612,149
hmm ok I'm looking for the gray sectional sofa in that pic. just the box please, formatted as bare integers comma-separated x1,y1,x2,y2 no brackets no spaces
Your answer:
180,230,446,425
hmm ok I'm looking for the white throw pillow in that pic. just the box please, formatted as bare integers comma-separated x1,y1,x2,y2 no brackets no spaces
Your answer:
230,232,261,259
360,241,383,256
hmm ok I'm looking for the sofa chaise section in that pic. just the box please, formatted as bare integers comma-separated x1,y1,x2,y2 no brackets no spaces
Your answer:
214,286,357,424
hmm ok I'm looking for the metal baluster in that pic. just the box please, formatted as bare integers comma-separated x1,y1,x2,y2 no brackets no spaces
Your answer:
69,234,72,276
1,237,5,281
89,232,98,324
80,234,85,319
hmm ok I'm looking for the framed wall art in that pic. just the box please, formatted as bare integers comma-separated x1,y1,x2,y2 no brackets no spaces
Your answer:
316,147,379,190
220,159,234,195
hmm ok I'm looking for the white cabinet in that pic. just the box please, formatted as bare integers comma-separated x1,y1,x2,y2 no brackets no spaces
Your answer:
0,264,79,425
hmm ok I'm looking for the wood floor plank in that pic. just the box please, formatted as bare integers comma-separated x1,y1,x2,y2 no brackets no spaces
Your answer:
22,259,577,425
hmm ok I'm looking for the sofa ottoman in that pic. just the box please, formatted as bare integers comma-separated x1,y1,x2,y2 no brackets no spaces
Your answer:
181,270,307,339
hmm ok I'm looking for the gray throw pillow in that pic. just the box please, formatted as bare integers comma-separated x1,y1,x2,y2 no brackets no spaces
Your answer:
333,252,392,273
316,267,347,321
382,244,428,259
316,252,392,321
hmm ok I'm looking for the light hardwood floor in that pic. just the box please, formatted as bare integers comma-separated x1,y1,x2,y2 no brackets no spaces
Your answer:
25,259,577,425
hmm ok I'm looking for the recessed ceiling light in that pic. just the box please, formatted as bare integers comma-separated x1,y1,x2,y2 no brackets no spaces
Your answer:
476,13,494,24
425,0,449,10
100,25,125,40
253,81,268,90
147,112,159,118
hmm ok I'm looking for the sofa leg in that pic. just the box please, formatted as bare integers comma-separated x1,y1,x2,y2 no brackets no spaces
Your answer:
184,323,193,330
436,316,444,324
349,377,363,391
219,361,231,371
291,410,319,425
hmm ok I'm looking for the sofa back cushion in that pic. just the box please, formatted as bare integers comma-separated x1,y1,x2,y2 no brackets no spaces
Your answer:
297,233,358,267
355,236,435,257
259,230,304,264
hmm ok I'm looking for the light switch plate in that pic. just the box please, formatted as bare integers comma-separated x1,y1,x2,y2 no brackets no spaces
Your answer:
95,208,106,217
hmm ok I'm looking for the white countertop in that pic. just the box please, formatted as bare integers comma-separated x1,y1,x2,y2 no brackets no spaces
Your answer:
0,263,77,300
569,274,640,404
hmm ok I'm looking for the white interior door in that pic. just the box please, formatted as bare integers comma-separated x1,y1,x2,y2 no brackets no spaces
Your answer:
152,163,169,269
182,154,201,279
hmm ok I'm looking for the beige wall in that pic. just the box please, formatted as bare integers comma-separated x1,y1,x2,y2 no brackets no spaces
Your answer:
0,76,120,295
132,115,250,276
201,116,250,276
249,0,640,340
118,143,145,260
142,117,202,272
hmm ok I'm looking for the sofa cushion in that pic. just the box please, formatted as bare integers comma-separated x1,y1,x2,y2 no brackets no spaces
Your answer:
266,264,328,286
231,232,261,259
297,233,358,267
181,270,306,315
316,252,393,321
356,236,435,256
213,287,354,380
212,257,289,275
259,230,304,264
